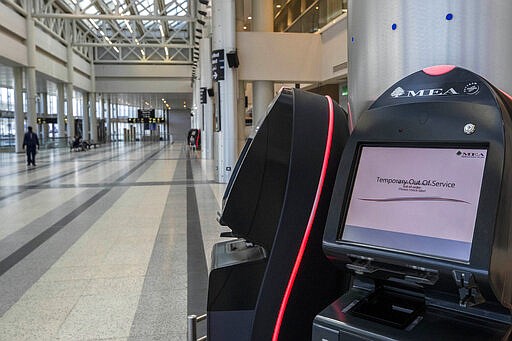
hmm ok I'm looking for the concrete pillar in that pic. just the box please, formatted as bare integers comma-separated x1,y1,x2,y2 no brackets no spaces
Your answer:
66,83,74,138
14,67,24,153
167,109,171,142
90,92,97,141
251,0,274,130
83,92,89,140
25,3,37,129
42,92,49,142
106,97,111,142
193,80,203,130
212,0,238,183
200,35,213,159
57,82,65,138
36,93,42,137
66,41,75,138
89,53,98,141
115,102,119,142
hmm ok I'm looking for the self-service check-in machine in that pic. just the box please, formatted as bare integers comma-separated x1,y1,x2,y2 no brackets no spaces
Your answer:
207,88,350,341
314,66,512,340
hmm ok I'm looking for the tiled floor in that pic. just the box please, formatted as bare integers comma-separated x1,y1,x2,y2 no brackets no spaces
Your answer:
0,142,227,340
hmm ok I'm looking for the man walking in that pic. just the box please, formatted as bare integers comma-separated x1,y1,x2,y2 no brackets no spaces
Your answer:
23,126,39,166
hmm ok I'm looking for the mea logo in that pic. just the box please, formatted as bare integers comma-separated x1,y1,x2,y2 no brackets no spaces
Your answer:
457,150,485,159
390,86,459,98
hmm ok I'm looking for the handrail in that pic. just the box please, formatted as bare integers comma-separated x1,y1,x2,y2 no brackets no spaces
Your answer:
187,314,207,341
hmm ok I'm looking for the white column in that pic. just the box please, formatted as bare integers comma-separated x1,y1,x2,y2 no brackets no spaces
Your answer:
42,93,49,142
90,92,97,141
66,42,75,138
251,0,274,129
115,102,119,142
83,92,89,140
25,3,37,129
90,52,98,141
212,0,238,183
193,80,202,130
57,82,65,138
66,83,74,138
106,97,112,142
14,67,24,153
200,35,213,159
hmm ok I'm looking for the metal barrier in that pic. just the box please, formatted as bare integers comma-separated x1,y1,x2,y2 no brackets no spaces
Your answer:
187,314,207,341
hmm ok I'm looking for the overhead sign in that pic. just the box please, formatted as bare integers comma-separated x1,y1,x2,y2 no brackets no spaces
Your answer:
37,117,58,124
138,109,155,118
128,117,165,123
212,49,225,81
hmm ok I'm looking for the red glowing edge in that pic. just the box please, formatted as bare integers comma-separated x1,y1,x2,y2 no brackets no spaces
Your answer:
422,65,456,76
499,88,512,103
347,101,354,134
271,95,335,341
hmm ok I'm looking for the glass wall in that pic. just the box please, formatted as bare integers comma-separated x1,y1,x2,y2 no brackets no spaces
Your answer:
274,0,347,33
0,86,16,148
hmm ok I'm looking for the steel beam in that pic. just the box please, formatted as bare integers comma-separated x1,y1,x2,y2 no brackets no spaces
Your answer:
32,13,195,21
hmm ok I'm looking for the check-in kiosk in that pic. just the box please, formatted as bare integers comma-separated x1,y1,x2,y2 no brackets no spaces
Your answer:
314,66,512,340
207,88,350,340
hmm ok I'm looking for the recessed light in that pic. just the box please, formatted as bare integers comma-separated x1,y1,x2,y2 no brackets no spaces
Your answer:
248,16,252,20
243,26,247,30
276,4,281,8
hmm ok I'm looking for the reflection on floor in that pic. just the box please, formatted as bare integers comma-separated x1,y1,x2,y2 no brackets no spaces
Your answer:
0,142,227,340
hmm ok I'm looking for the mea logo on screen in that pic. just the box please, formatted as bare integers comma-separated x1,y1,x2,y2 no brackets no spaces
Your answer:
456,150,485,159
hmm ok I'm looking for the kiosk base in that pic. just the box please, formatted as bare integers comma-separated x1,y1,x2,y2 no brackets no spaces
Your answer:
313,288,511,341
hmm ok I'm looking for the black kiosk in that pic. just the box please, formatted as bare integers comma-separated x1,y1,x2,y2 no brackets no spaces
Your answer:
207,88,350,340
314,66,512,340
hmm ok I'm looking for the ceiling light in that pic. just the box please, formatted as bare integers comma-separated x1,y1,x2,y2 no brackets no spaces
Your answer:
243,26,247,30
248,16,252,20
276,4,281,8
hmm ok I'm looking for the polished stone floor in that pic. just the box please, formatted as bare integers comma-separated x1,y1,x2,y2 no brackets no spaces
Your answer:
0,141,227,340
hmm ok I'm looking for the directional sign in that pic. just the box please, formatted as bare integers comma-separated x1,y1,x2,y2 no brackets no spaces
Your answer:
138,108,155,119
211,49,225,81
128,117,165,123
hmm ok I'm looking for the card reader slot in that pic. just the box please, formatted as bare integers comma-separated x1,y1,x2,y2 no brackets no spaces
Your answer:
349,288,425,329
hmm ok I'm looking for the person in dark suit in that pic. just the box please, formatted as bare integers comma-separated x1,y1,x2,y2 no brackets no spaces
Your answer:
22,126,39,166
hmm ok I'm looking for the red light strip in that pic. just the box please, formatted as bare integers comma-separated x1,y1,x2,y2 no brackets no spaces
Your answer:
347,101,354,134
422,65,456,76
499,88,512,103
271,95,335,341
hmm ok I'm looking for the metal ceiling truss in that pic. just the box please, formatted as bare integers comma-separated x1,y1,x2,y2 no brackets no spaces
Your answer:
3,0,198,64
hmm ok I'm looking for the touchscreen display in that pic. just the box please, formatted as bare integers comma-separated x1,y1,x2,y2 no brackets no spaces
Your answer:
341,146,487,261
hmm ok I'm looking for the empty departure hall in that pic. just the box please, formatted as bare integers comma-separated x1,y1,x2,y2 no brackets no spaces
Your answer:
2,0,512,340
0,141,226,340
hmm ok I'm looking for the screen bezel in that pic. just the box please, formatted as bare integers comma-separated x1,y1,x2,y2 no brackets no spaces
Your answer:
336,142,489,264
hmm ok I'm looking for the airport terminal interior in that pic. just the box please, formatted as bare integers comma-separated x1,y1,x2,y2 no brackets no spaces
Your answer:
1,0,512,340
